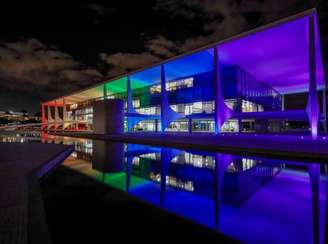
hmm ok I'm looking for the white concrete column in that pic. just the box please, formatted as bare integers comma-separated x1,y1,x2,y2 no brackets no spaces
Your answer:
63,98,66,130
54,100,60,129
47,104,54,129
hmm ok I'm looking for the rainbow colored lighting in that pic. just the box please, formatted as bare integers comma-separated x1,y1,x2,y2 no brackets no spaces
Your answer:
42,10,326,139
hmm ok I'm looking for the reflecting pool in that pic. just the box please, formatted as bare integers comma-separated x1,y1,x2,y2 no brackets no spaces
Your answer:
36,135,327,244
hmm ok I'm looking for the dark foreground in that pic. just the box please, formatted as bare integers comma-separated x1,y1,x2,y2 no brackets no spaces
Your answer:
40,166,239,243
0,143,73,244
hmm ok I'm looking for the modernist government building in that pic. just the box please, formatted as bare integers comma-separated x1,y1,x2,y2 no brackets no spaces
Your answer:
42,9,327,138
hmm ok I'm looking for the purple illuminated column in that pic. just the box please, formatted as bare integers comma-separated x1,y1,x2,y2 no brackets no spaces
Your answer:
214,46,233,134
214,153,232,230
308,164,320,244
160,64,168,132
323,89,327,132
306,14,319,139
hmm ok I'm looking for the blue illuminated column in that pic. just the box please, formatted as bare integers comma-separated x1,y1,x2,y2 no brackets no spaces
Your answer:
306,14,319,139
126,76,143,132
214,47,233,134
160,148,181,206
160,64,183,132
160,148,169,207
188,117,192,133
126,151,133,192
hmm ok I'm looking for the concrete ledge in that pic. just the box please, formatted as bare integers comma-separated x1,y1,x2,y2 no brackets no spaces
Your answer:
0,143,74,244
52,132,328,163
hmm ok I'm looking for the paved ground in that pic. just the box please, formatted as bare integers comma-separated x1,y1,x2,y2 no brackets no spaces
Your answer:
0,143,74,244
52,132,328,163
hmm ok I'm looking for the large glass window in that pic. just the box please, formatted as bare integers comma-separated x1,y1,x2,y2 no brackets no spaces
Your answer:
192,102,203,113
191,101,214,114
221,120,239,132
135,106,160,115
242,100,258,112
192,119,215,132
166,119,189,132
132,99,140,108
134,120,158,132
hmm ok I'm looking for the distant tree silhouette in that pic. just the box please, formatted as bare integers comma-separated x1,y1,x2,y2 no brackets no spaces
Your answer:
34,111,42,117
20,109,28,115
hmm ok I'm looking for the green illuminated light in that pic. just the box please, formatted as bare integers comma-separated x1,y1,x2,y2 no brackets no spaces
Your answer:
105,77,128,95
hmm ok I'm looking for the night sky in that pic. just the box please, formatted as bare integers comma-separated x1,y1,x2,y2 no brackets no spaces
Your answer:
0,0,326,113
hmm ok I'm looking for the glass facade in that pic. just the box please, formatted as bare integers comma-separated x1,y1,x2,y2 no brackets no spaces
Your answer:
42,11,326,137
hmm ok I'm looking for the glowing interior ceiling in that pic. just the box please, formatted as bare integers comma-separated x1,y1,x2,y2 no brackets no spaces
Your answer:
217,14,325,94
105,77,127,94
46,11,326,105
164,48,214,81
54,98,64,106
130,66,161,89
128,49,214,88
64,84,104,103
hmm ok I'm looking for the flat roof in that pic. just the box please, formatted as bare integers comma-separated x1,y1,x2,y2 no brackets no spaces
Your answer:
44,8,325,105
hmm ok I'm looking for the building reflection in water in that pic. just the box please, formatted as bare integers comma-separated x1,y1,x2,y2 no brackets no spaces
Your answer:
92,140,124,174
45,136,327,244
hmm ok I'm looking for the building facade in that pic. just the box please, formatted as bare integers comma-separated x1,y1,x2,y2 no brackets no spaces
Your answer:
42,9,327,138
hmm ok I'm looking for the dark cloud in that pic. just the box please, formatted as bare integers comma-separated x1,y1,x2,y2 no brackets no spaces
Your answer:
0,38,103,112
152,0,202,19
146,36,177,58
0,0,323,113
82,3,116,24
100,51,161,77
101,0,313,78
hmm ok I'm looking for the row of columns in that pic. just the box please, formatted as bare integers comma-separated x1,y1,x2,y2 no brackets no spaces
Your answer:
125,15,321,138
43,14,321,137
42,98,67,130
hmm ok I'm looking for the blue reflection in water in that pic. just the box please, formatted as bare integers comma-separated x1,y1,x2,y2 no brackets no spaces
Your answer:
51,137,328,244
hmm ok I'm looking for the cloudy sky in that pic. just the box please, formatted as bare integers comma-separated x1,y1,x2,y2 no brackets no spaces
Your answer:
0,0,326,113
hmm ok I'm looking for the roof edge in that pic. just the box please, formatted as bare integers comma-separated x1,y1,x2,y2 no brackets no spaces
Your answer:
42,8,317,104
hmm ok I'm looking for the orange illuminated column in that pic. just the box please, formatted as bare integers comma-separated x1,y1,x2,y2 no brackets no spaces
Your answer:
41,103,47,130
